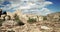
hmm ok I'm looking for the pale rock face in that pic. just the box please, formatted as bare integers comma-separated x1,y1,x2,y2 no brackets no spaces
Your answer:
0,15,5,19
0,10,45,32
5,16,9,20
2,20,18,27
7,12,14,20
22,14,28,20
41,26,50,29
6,10,43,21
53,15,59,18
1,11,60,32
27,24,41,32
39,17,43,21
30,28,42,32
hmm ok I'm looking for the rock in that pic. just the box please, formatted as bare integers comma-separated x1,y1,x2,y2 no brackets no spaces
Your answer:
41,26,51,30
2,20,18,27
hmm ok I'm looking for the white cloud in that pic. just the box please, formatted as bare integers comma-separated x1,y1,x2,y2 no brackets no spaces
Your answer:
0,0,53,15
44,1,53,6
40,8,52,15
41,8,50,12
17,3,36,9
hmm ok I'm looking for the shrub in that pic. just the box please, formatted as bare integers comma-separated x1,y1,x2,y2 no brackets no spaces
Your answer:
43,16,47,20
27,18,37,24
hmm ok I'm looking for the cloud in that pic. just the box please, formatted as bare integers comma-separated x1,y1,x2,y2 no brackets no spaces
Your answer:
17,0,53,10
0,0,53,15
17,3,36,9
40,8,52,15
22,8,52,15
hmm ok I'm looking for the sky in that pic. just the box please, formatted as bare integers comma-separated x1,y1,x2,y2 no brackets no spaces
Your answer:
47,0,60,12
0,0,60,15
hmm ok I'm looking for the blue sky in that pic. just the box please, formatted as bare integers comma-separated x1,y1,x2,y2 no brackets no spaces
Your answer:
0,0,60,15
47,0,60,12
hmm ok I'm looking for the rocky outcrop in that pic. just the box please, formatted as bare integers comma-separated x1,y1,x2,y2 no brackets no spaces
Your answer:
0,9,60,32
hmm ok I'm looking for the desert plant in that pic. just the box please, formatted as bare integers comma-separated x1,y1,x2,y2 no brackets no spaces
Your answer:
27,18,37,24
43,16,47,20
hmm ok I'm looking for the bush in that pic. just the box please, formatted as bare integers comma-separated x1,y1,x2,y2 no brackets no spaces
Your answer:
27,18,37,24
43,16,47,20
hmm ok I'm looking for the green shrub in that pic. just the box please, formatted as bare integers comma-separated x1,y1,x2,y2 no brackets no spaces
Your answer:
43,16,47,20
27,18,37,24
